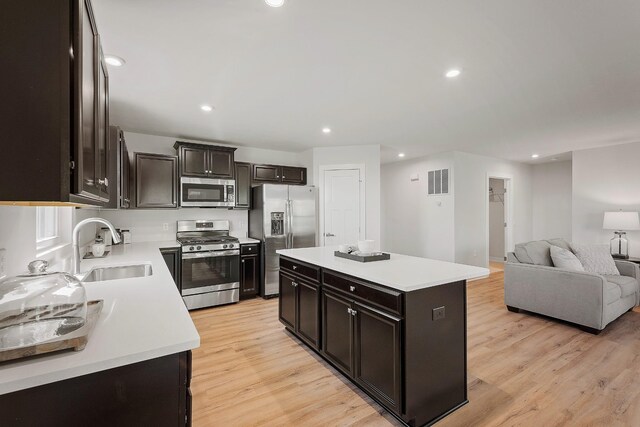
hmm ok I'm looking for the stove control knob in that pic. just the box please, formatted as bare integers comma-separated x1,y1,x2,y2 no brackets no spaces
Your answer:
223,244,228,249
228,244,234,248
197,245,202,250
189,246,195,251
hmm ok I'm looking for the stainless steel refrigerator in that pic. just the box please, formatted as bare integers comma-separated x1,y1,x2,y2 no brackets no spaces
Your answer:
249,185,318,297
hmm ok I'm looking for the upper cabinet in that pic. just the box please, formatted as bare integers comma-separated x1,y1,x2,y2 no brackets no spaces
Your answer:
234,162,252,209
252,164,307,186
174,142,236,179
133,153,179,209
0,0,111,206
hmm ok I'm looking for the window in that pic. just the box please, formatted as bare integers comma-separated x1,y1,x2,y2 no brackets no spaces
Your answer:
36,207,72,254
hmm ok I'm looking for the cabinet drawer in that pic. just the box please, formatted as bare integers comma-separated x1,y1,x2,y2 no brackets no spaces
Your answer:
280,257,320,282
241,244,259,255
322,270,403,315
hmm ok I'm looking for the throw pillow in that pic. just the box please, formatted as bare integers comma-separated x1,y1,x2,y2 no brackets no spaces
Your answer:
550,245,584,271
571,244,620,275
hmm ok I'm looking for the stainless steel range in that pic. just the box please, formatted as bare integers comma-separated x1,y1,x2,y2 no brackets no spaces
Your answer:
177,220,240,310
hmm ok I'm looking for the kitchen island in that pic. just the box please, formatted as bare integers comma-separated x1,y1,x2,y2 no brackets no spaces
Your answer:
276,246,488,427
1,242,200,427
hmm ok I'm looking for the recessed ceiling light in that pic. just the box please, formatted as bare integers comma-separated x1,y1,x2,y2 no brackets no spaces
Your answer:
445,69,461,78
265,0,285,7
105,55,125,67
398,153,405,158
322,127,331,134
531,154,539,159
200,105,213,112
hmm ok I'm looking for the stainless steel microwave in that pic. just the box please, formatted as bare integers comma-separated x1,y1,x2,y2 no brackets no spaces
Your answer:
180,177,235,207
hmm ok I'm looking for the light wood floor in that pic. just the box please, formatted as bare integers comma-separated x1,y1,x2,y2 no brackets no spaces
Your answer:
189,272,640,427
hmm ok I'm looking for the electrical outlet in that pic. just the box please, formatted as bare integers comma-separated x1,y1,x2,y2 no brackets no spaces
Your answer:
0,248,6,278
432,306,446,321
162,223,169,231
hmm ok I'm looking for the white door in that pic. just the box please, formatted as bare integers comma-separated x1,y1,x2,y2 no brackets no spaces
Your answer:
322,169,361,246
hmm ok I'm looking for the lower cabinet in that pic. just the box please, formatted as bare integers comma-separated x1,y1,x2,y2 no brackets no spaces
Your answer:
2,351,192,427
161,247,182,291
279,272,320,348
240,254,258,298
321,289,354,375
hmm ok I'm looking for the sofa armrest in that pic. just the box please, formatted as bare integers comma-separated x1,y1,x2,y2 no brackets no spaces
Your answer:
504,263,606,329
615,260,639,279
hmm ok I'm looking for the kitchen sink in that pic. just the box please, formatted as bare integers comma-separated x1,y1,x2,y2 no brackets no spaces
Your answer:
81,264,153,282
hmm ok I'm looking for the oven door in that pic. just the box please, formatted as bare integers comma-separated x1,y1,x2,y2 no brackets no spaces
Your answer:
180,177,235,207
181,250,240,295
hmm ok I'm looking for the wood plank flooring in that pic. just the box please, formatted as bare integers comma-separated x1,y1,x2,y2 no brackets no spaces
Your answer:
189,272,640,426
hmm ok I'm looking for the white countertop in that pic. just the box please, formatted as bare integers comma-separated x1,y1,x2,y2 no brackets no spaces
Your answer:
277,246,489,292
0,241,200,395
234,236,261,245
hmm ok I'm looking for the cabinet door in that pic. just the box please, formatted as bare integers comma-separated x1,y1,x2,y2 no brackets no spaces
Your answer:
279,273,297,330
297,280,319,348
135,153,178,208
75,0,101,200
234,162,251,209
353,302,402,413
281,167,306,185
95,50,109,200
180,146,209,177
321,289,354,376
252,164,281,183
240,255,258,298
161,248,181,291
209,150,234,178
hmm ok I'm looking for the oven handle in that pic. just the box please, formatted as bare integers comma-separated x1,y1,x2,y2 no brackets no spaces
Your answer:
182,250,240,259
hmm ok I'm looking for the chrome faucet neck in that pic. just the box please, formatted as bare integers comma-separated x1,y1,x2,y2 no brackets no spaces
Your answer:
72,218,121,275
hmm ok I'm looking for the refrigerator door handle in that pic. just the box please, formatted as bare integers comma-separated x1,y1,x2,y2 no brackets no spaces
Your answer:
285,199,291,249
289,199,294,248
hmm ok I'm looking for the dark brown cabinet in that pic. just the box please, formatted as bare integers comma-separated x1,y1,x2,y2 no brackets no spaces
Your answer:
280,256,468,427
252,164,306,185
234,162,252,209
161,247,182,291
1,0,112,205
174,142,236,179
106,126,130,209
133,153,178,209
279,269,320,349
240,244,260,299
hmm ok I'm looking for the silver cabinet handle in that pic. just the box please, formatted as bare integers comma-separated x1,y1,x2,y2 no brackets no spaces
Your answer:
351,310,357,316
347,308,352,315
349,286,356,292
292,266,297,270
97,178,108,186
291,281,298,287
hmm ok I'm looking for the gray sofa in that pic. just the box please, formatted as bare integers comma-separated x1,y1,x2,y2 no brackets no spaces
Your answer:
504,238,639,334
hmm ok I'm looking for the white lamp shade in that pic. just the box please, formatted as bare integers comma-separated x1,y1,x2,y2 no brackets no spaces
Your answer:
603,211,640,230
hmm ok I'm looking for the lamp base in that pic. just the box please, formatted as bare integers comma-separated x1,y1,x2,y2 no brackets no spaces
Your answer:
612,254,630,260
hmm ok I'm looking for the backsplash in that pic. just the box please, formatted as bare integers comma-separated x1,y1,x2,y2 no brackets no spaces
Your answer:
97,209,250,243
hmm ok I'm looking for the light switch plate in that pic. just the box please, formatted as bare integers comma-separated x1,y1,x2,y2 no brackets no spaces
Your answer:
0,248,6,278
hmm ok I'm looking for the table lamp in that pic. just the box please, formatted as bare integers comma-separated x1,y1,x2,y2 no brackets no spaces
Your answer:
603,211,640,259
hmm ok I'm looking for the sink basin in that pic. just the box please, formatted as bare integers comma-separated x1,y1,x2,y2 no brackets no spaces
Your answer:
82,264,153,282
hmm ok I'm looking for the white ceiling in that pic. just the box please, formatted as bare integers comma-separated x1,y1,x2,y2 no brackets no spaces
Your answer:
93,0,640,164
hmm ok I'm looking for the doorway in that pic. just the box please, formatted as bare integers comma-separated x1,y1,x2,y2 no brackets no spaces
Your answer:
319,164,366,246
487,176,511,271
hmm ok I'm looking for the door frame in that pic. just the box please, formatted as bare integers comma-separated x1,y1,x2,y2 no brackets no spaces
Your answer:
485,173,513,267
319,164,366,247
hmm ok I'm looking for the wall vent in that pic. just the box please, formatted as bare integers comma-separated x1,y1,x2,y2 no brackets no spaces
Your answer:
427,168,450,195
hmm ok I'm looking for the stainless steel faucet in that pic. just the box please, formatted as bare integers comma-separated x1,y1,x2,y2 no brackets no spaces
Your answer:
72,217,121,275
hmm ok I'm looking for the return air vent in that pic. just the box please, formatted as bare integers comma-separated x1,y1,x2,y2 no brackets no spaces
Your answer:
428,168,450,195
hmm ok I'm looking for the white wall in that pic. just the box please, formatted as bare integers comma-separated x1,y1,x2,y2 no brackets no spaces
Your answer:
572,142,640,256
381,152,455,261
489,178,505,260
311,145,381,245
0,207,98,278
532,160,572,241
453,152,533,267
124,132,302,165
98,208,249,242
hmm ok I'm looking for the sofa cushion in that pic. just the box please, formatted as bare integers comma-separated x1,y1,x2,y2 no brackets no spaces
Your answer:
547,238,572,252
550,246,584,271
514,240,553,266
604,275,638,299
572,244,620,275
605,281,622,304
